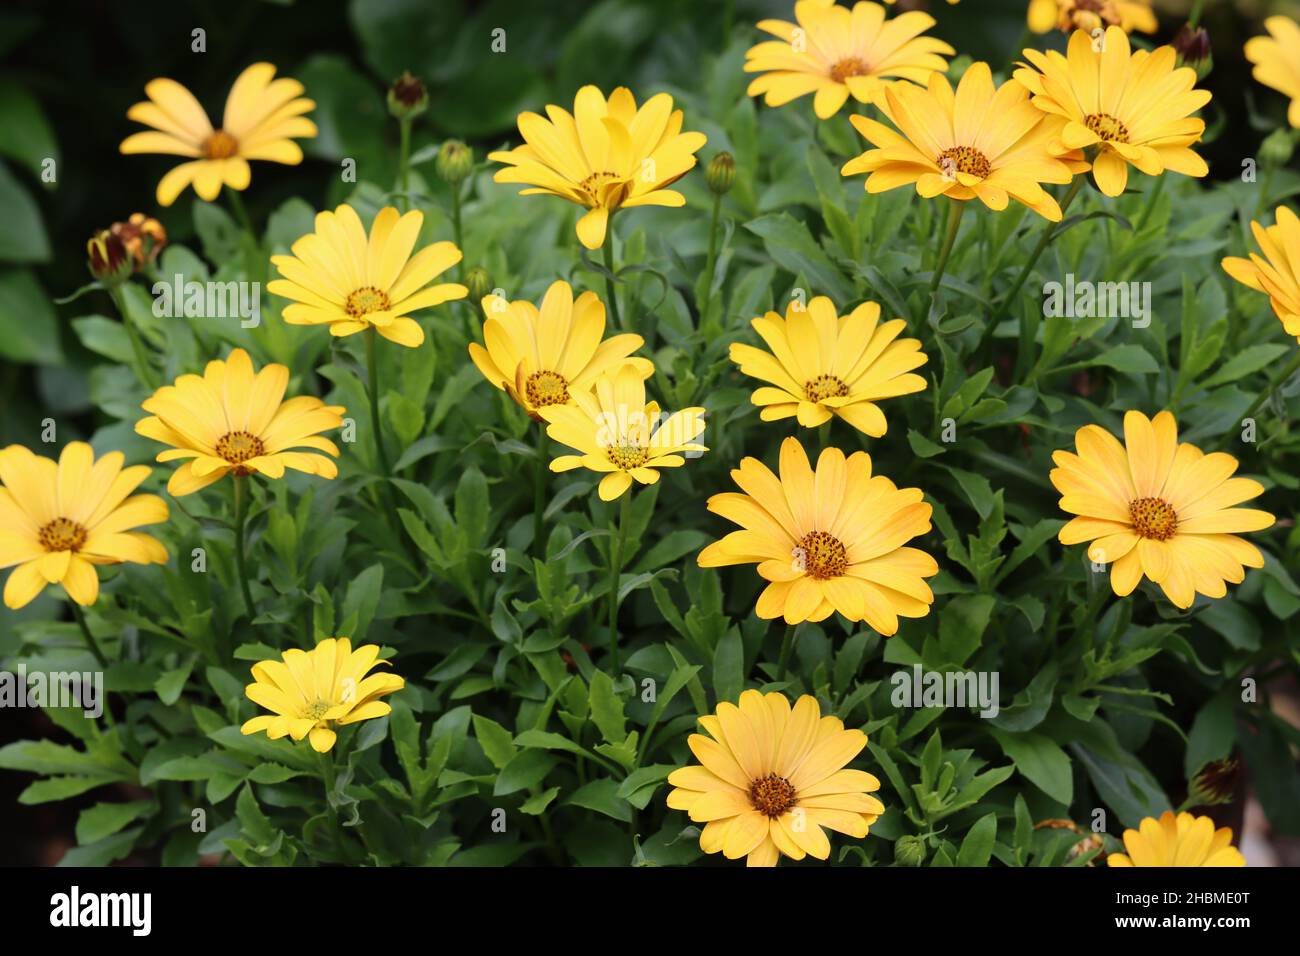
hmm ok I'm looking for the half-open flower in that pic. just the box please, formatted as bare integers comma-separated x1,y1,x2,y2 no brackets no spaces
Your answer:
1222,205,1300,344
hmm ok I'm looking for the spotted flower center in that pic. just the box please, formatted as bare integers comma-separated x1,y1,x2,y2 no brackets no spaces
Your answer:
797,530,848,580
606,443,649,471
38,517,87,553
830,57,871,83
749,773,798,818
1129,497,1177,540
805,374,850,404
215,430,266,467
1085,112,1129,144
203,130,239,159
346,286,391,318
937,146,991,180
579,170,623,203
302,700,332,721
525,370,569,409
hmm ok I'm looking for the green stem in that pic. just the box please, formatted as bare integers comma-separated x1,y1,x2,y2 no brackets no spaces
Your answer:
701,191,722,316
108,285,158,389
607,491,632,675
601,226,624,332
534,424,548,555
777,624,797,681
1188,0,1205,28
929,198,967,295
450,183,464,276
232,476,256,621
397,118,412,213
1134,173,1166,235
365,327,392,477
1242,350,1300,424
317,748,355,863
225,187,254,234
71,603,108,668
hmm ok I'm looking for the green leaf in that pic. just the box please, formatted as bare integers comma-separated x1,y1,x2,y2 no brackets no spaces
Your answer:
0,267,60,362
990,728,1073,804
938,594,995,666
76,800,155,845
712,629,744,704
493,749,557,796
744,213,853,303
588,670,627,745
956,811,997,866
471,713,517,769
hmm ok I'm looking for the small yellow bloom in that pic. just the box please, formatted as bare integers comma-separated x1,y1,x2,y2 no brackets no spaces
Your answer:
1026,0,1155,36
745,0,954,119
730,296,927,435
120,62,316,206
1222,205,1300,344
110,213,167,269
268,204,466,349
136,348,346,497
1107,811,1246,867
240,638,405,753
1051,411,1274,609
538,364,706,502
1245,16,1300,129
1014,27,1211,197
0,443,168,609
489,86,707,250
699,437,937,631
666,690,884,867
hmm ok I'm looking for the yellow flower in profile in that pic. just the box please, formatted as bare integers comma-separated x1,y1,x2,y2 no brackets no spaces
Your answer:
268,205,466,348
1050,411,1274,610
489,86,707,250
730,297,927,435
240,638,405,753
538,364,706,501
120,62,316,206
1107,811,1246,867
1222,205,1300,344
136,348,346,497
699,437,937,631
1014,27,1211,197
842,62,1085,221
468,280,654,421
0,443,168,609
744,0,954,119
1026,0,1155,36
666,690,884,867
1246,16,1300,128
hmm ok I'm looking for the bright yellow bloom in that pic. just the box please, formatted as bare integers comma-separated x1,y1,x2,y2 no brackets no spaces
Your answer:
730,297,926,435
745,0,954,119
136,348,346,497
468,280,653,421
1051,411,1274,610
667,690,884,867
120,62,316,206
1014,27,1210,197
489,86,707,250
1107,811,1246,867
538,364,706,502
0,443,168,609
1246,16,1300,128
843,62,1085,220
1222,205,1300,344
699,437,937,631
268,204,466,348
1026,0,1155,35
240,638,404,753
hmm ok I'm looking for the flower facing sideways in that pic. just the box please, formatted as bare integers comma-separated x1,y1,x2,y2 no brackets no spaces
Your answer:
268,204,466,348
0,443,168,609
120,62,316,206
1026,0,1155,36
137,348,346,497
241,638,405,753
1051,411,1274,609
730,297,927,435
1245,16,1300,128
1222,205,1300,344
1106,811,1245,867
699,437,937,631
667,690,884,867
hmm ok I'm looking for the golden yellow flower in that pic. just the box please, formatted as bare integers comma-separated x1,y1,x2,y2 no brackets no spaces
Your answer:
0,443,168,609
538,363,706,501
666,690,884,867
730,297,926,435
745,0,954,119
468,280,653,421
1106,811,1246,867
1246,16,1300,129
268,204,466,348
1051,411,1274,609
1014,27,1210,197
699,437,937,631
240,638,405,753
1222,205,1300,344
1026,0,1155,35
136,348,346,497
489,86,707,250
120,62,316,206
843,62,1085,220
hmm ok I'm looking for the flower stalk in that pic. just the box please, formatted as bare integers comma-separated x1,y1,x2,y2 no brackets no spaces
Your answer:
607,491,632,675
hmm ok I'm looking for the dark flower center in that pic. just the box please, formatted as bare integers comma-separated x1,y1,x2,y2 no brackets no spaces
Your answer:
39,517,87,552
937,145,991,180
203,130,239,159
1129,497,1177,540
749,773,798,817
1085,112,1130,144
525,370,569,408
804,374,850,404
797,530,848,580
216,430,266,468
346,286,392,318
830,57,871,82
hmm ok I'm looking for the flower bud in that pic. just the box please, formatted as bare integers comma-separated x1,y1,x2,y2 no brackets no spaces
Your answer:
706,152,735,196
1260,128,1296,167
86,230,132,286
387,71,428,120
110,213,167,269
1174,24,1212,78
436,139,473,185
465,266,491,303
1189,756,1240,807
894,835,926,867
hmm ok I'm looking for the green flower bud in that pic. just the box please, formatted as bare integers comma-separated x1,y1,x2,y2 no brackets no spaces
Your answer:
387,71,428,120
465,266,491,303
706,151,735,195
894,835,926,867
1173,24,1212,79
436,139,474,185
1261,128,1296,168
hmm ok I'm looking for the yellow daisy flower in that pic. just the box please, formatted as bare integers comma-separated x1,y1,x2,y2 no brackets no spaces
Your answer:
0,443,168,610
745,0,954,119
1026,0,1156,36
1246,16,1300,128
538,364,706,502
699,437,937,631
666,690,884,867
240,638,405,754
1013,27,1211,197
136,348,346,497
120,62,316,207
1222,205,1300,344
1050,410,1274,610
489,85,707,250
1106,811,1246,867
468,279,654,421
842,62,1085,220
730,296,927,435
268,204,466,349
